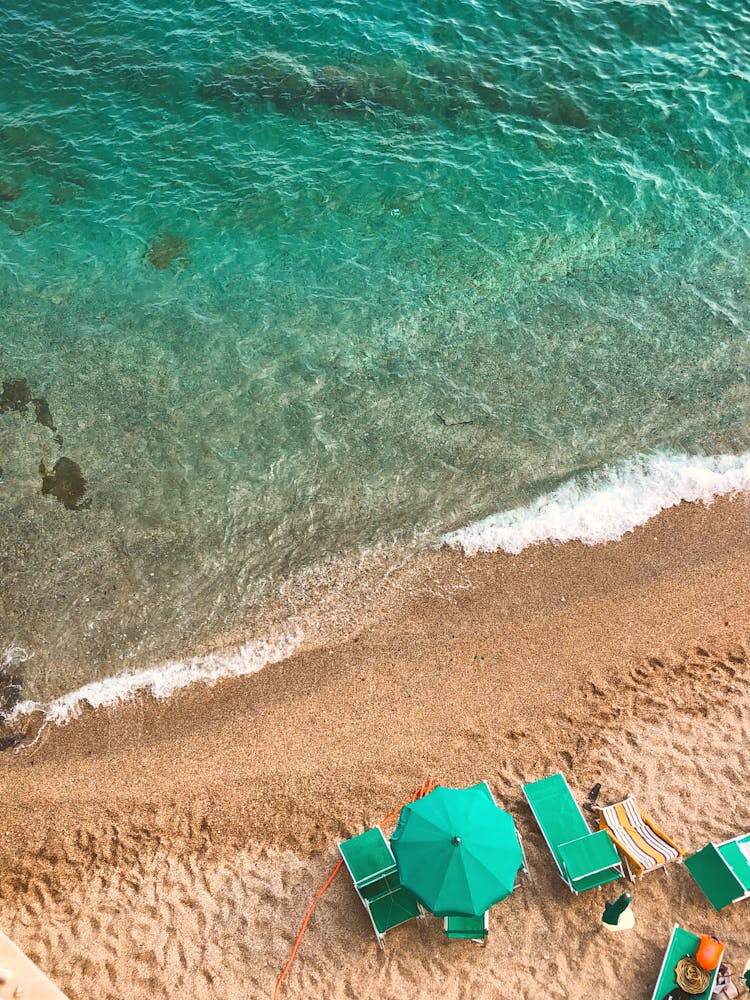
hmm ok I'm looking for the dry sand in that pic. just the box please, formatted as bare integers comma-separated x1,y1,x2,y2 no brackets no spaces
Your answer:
1,494,750,999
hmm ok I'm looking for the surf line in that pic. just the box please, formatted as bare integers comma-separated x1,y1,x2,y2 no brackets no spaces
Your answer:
444,452,750,556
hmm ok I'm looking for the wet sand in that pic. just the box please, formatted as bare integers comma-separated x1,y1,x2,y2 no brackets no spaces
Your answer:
1,494,749,999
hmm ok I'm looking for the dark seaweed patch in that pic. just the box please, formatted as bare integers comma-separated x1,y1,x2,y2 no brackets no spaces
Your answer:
199,51,599,133
0,378,32,412
0,674,23,717
0,180,23,203
0,647,26,724
1,378,58,434
1,209,44,234
40,457,91,511
145,232,191,270
199,53,430,119
2,379,87,505
32,396,56,431
0,732,24,751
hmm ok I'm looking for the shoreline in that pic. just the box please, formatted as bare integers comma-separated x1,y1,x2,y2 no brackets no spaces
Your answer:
7,449,750,718
1,492,749,998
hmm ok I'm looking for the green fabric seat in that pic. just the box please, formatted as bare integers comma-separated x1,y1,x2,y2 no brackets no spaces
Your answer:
338,826,422,947
443,912,488,941
650,924,723,1000
685,833,750,910
522,772,623,893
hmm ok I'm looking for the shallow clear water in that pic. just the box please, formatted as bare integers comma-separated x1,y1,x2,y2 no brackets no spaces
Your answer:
1,0,749,706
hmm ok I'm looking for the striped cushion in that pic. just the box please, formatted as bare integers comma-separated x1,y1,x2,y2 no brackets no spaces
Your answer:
600,797,681,876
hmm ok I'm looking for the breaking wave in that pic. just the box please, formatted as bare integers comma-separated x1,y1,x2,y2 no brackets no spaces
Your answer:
8,631,303,727
443,453,750,556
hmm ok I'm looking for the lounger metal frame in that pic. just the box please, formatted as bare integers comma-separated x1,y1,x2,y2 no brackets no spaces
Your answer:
338,826,424,948
523,772,624,893
594,794,683,882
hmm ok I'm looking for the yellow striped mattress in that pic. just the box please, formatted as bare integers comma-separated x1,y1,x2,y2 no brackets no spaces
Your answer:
598,796,683,877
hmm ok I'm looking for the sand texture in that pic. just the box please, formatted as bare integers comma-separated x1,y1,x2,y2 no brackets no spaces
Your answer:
1,495,750,999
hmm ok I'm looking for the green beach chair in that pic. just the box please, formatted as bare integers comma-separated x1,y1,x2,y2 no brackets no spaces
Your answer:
522,772,623,893
443,911,489,943
338,826,421,947
685,833,750,911
650,924,724,1000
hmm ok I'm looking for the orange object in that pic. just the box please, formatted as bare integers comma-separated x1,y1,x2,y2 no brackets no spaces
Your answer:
273,778,436,1000
695,935,724,971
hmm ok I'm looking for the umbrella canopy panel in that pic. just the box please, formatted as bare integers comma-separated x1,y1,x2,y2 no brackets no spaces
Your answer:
390,782,523,917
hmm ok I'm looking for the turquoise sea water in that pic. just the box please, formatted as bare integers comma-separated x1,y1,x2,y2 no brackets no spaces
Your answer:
1,0,749,708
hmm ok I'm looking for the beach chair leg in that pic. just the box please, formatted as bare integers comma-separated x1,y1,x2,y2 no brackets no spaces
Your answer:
623,856,636,883
518,831,532,882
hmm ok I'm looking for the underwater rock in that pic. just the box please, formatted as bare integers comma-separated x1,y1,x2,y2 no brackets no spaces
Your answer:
424,56,595,131
0,180,23,203
316,61,421,115
315,65,368,110
529,93,591,131
145,232,191,270
1,209,43,234
39,457,91,511
198,52,318,109
49,181,85,206
204,52,597,131
199,52,429,118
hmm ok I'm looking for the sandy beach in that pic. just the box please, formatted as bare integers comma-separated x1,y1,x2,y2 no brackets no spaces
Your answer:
2,493,750,999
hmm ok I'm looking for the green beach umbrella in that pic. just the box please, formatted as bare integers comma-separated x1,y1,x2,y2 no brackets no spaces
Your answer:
390,783,523,917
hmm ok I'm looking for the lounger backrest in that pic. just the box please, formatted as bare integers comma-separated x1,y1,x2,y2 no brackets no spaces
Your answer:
444,912,488,939
338,827,397,889
558,829,621,891
523,773,590,875
685,844,745,911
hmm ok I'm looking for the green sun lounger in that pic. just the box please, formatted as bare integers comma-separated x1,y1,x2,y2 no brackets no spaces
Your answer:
650,924,723,1000
522,772,623,893
338,826,422,947
685,832,750,910
443,911,489,942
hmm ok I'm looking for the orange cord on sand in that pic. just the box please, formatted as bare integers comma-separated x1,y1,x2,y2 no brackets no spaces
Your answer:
273,779,436,999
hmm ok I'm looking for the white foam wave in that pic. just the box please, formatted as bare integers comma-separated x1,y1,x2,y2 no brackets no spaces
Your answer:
443,452,750,556
8,631,303,727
